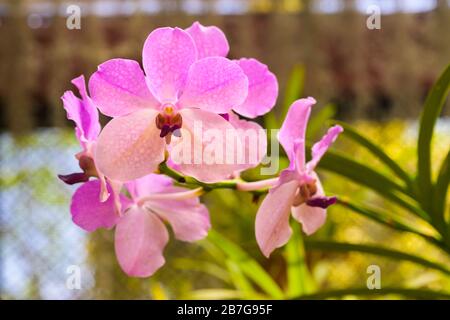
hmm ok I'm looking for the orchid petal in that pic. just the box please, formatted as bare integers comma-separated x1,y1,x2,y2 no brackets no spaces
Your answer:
169,108,244,182
228,112,267,172
95,109,165,182
115,206,168,277
61,75,100,148
291,173,327,235
125,174,174,200
89,59,158,117
179,57,248,114
149,198,210,242
255,179,299,257
278,97,316,169
70,180,119,232
142,27,197,102
233,58,278,118
185,21,229,59
306,125,343,172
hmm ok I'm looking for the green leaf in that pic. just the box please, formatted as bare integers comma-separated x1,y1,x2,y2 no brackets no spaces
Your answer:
173,258,231,284
337,199,448,254
295,288,450,300
282,64,305,119
317,149,428,220
304,240,450,276
226,260,258,299
285,223,316,297
307,104,337,139
334,121,414,190
433,149,450,228
417,63,450,212
207,230,284,299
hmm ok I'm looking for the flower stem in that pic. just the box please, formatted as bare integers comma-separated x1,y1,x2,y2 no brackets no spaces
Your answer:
157,161,275,194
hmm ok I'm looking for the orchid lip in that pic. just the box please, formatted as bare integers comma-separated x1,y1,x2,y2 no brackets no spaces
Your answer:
306,196,337,209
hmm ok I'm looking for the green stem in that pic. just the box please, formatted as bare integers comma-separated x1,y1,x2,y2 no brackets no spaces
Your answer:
158,161,273,194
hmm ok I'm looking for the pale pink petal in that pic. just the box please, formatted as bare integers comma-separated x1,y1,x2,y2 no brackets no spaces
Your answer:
61,75,100,148
115,207,168,277
169,108,244,182
70,180,119,232
255,179,299,257
95,109,166,182
148,199,210,242
178,57,248,114
233,58,278,118
228,112,267,172
125,174,173,199
278,97,316,169
89,59,158,117
142,27,197,102
291,173,327,235
185,21,229,59
306,125,343,172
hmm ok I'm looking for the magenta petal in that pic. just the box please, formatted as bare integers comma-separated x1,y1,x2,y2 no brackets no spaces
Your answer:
150,198,211,242
233,58,278,118
125,173,174,200
228,112,267,172
115,207,168,277
61,75,100,147
142,27,197,102
70,180,119,232
89,59,158,117
255,180,299,257
278,97,316,169
306,125,343,172
291,173,327,235
95,109,166,182
179,57,248,114
185,21,229,59
169,108,244,183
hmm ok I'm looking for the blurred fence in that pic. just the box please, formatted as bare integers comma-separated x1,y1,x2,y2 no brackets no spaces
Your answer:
1,0,450,134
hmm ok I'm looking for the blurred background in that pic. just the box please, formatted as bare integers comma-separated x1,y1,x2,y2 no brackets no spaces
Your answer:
1,0,449,299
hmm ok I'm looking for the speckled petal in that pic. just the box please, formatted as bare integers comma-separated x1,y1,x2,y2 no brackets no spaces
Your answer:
185,21,229,59
115,207,168,277
89,59,159,117
95,109,165,182
233,58,278,118
142,27,197,102
178,57,248,114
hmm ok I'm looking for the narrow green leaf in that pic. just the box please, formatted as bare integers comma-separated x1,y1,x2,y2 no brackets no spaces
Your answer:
282,64,305,119
334,121,414,189
285,223,316,297
173,258,231,284
207,230,284,299
338,199,448,254
307,104,337,139
433,149,450,226
417,63,450,211
317,150,428,220
295,288,450,300
304,240,450,276
226,260,258,299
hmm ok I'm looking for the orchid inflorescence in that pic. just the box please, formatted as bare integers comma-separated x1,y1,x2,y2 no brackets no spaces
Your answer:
59,22,343,277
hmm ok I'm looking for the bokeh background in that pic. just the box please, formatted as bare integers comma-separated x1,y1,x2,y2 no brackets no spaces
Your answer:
1,0,449,299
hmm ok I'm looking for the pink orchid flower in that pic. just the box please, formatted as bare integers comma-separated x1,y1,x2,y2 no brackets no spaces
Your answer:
59,75,120,202
71,174,210,277
90,26,253,183
255,97,343,257
185,21,279,118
